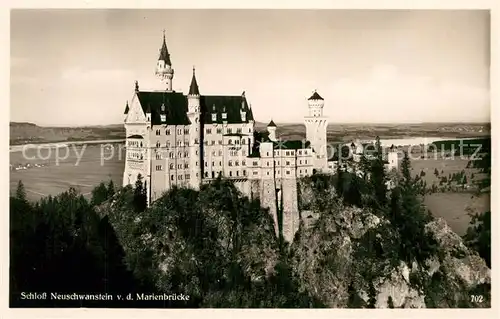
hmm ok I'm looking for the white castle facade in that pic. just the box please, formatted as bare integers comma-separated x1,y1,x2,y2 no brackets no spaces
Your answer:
123,33,399,241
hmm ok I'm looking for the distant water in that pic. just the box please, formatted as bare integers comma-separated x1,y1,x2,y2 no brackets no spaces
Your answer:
10,139,125,153
360,136,482,147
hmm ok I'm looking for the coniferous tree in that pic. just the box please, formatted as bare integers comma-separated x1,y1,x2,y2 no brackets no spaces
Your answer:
107,179,115,198
369,136,388,207
15,180,27,202
90,182,108,206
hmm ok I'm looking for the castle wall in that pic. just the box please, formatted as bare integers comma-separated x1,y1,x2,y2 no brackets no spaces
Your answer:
280,178,300,243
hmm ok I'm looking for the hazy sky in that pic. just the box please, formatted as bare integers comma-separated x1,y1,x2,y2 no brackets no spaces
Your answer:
10,9,490,126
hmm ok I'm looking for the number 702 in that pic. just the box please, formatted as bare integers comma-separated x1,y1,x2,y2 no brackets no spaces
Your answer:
470,295,484,303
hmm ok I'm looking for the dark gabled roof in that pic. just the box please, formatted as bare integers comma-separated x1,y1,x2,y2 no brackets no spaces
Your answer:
267,120,276,127
189,68,200,95
308,91,324,100
136,91,190,125
273,140,311,150
136,91,254,126
201,95,253,124
124,101,129,114
127,135,143,139
159,31,172,65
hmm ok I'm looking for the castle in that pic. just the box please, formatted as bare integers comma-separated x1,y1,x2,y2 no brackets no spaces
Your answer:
122,32,399,241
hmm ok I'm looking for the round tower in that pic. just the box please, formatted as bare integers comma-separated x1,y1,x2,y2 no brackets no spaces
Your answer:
155,30,174,91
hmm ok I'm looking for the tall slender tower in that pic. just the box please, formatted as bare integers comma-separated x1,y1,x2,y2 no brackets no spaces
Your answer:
155,30,174,91
304,90,328,171
187,67,202,189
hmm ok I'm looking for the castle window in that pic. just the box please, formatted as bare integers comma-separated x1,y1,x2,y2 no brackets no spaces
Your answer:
205,162,208,167
286,151,290,156
222,113,227,120
156,141,160,148
196,173,199,177
229,171,232,177
227,128,232,134
267,162,269,166
228,140,232,145
217,128,222,134
228,161,233,166
286,161,290,166
184,129,190,134
286,170,290,175
236,171,239,176
211,140,215,145
235,140,240,145
305,160,308,164
253,161,258,166
300,160,302,164
205,172,209,177
166,129,171,135
219,150,223,156
212,113,217,121
171,175,174,181
237,128,242,134
218,140,222,145
235,161,239,166
196,161,198,166
179,175,183,180
184,151,188,157
304,151,308,155
248,128,251,133
185,140,190,146
243,170,246,176
267,152,269,156
178,152,182,158
212,151,217,156
184,163,189,169
170,163,174,169
300,169,302,174
186,174,190,180
242,160,246,166
212,161,215,166
166,141,170,147
156,130,160,135
206,128,212,134
178,164,183,169
178,129,183,135
195,138,199,144
267,172,270,175
169,152,174,158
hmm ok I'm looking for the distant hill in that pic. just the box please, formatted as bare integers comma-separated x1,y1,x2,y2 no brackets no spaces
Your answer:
10,121,489,145
10,122,125,145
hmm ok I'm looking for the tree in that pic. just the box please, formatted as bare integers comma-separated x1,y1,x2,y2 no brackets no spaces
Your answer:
90,182,108,206
133,174,147,212
369,136,388,207
107,179,115,198
335,161,344,198
463,211,490,267
15,180,27,202
434,168,439,177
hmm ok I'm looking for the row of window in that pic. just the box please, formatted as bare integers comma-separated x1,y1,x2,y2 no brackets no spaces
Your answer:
155,127,253,136
155,128,190,136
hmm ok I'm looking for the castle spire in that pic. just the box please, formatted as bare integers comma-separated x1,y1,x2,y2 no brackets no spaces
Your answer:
159,29,171,66
189,66,200,95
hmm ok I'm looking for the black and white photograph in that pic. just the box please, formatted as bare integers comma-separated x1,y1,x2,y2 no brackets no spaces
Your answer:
8,7,493,310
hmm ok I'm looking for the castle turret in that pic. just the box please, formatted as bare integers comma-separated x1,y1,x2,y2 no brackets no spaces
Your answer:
187,67,202,189
267,119,277,142
387,144,399,171
187,67,200,113
304,90,328,171
155,30,174,91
